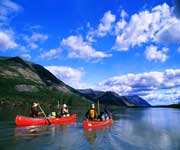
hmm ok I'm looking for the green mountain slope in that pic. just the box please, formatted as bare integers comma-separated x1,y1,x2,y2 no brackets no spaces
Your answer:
0,56,91,106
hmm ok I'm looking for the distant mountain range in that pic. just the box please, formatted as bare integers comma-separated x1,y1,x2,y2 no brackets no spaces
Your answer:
78,89,151,107
0,56,151,107
0,56,91,106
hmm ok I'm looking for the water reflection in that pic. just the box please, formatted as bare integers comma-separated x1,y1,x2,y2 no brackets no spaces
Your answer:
14,124,72,139
13,124,80,150
83,125,113,150
111,108,180,149
1,107,180,150
83,125,112,145
83,129,97,144
15,126,41,137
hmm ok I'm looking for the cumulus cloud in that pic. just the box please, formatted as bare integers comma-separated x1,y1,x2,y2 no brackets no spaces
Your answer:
113,3,180,51
28,33,48,42
21,53,31,59
46,66,81,82
143,89,180,105
115,20,127,35
97,69,180,104
0,1,22,51
40,49,59,59
145,45,168,62
114,10,128,34
24,32,48,49
96,11,116,36
61,35,111,59
87,11,116,42
0,0,21,25
0,31,17,51
155,20,180,44
45,66,91,89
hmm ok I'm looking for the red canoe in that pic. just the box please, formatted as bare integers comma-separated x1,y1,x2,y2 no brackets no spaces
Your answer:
83,118,113,128
15,114,76,126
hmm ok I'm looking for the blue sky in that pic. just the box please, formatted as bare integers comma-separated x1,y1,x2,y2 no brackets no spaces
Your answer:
0,0,180,105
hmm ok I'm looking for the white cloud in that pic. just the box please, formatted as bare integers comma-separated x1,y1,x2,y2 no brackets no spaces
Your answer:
113,3,180,51
97,69,180,104
145,45,168,62
143,89,180,105
61,35,111,59
0,31,17,51
1,0,20,11
24,32,48,49
45,65,180,105
87,11,116,42
0,1,22,51
29,43,38,49
155,20,180,43
46,66,81,82
114,10,128,36
28,33,48,42
40,49,59,59
45,66,91,89
120,9,128,19
97,11,116,37
0,0,21,25
21,53,31,59
115,19,127,35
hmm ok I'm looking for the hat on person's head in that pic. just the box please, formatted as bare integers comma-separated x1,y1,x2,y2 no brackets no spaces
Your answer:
91,104,95,108
32,102,38,107
63,104,67,108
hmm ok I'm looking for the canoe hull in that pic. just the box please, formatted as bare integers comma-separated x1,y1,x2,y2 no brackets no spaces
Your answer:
15,114,76,126
83,118,113,128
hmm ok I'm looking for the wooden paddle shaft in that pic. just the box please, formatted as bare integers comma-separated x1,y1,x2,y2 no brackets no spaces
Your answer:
38,104,47,118
97,100,100,115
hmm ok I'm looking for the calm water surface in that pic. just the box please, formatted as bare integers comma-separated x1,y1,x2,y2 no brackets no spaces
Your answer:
0,107,180,150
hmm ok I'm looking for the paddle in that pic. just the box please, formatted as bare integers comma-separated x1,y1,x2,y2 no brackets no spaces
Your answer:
57,100,60,109
38,104,51,125
97,100,100,115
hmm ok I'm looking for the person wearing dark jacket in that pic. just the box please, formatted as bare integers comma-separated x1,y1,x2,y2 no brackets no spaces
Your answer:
104,106,112,119
29,102,43,118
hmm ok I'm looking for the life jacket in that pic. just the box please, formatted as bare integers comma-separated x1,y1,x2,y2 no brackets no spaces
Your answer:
89,108,96,118
51,112,56,118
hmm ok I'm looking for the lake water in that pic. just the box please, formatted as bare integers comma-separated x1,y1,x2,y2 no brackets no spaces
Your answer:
0,107,180,150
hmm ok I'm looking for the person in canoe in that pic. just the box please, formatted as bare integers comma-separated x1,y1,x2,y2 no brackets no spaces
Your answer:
85,104,98,121
49,112,57,118
29,102,43,118
97,106,112,121
61,104,70,117
103,106,112,120
98,111,105,121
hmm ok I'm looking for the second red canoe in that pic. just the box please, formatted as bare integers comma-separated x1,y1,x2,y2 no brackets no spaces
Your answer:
83,118,113,128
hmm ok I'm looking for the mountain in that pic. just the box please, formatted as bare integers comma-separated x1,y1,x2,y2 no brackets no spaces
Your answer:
78,89,105,100
78,89,151,107
0,56,91,106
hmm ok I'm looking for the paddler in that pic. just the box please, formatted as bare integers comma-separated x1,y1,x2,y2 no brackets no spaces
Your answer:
61,104,70,117
29,102,43,118
85,104,98,121
104,106,112,120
